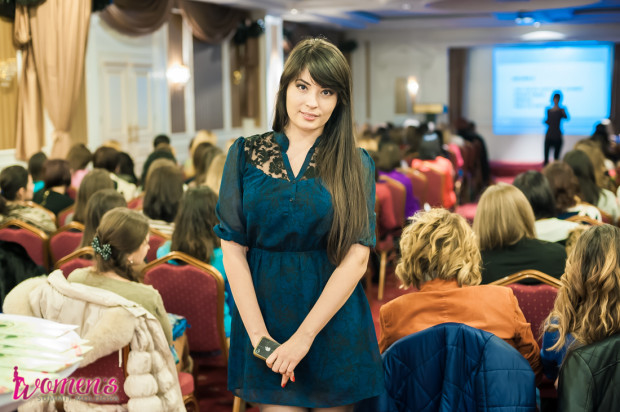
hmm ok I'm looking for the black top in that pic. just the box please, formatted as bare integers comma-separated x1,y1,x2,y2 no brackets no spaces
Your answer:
545,108,567,141
33,189,74,216
481,237,567,284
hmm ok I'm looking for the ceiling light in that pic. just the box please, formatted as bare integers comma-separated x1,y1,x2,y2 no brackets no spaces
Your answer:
290,8,298,15
521,31,566,41
402,3,411,10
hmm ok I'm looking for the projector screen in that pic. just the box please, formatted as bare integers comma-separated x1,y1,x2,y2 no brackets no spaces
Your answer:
493,43,613,136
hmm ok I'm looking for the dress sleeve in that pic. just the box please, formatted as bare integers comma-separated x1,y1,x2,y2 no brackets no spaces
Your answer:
214,137,248,246
358,148,376,248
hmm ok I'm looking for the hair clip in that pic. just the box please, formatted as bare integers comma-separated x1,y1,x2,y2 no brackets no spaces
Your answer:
92,236,112,261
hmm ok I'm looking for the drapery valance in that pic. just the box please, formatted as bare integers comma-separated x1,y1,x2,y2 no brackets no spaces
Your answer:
100,0,174,36
178,0,245,44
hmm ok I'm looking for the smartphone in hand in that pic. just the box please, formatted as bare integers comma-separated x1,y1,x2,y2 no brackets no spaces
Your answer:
253,336,281,361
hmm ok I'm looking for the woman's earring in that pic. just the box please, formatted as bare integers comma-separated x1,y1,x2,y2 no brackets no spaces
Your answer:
128,258,134,265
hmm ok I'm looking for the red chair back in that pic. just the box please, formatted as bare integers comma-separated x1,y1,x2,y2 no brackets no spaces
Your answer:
57,205,75,227
49,222,84,264
381,178,406,227
0,220,48,267
375,182,398,235
127,195,144,210
67,347,129,404
489,270,560,400
147,228,170,263
55,246,94,278
142,252,227,360
506,283,559,347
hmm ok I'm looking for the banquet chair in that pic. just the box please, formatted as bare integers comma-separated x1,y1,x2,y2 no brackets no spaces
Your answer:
49,221,84,264
24,200,56,222
375,178,405,300
141,251,228,367
57,204,75,227
66,346,198,410
147,227,170,263
403,168,427,208
127,193,145,210
490,269,561,401
54,246,94,277
0,219,49,268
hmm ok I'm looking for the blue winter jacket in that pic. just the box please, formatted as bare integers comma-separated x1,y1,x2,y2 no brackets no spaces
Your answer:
357,323,536,412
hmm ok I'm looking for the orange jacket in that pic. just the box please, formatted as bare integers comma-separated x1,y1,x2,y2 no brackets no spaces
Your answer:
379,278,542,384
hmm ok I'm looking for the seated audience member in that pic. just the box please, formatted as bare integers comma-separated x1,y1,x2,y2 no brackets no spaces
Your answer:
564,149,620,223
142,165,183,236
513,171,580,244
68,207,173,345
377,142,420,218
203,153,226,195
542,225,620,410
183,129,217,180
92,146,137,201
140,144,177,187
589,123,614,161
574,139,615,191
543,161,602,221
153,133,171,151
66,143,92,190
79,189,127,248
33,159,74,216
474,183,566,283
379,208,542,383
117,152,138,185
0,165,56,234
27,151,47,194
156,187,232,337
457,119,491,186
189,143,222,188
71,169,115,224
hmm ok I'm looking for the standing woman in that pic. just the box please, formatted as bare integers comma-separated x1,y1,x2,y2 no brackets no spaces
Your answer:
215,38,382,411
544,92,569,165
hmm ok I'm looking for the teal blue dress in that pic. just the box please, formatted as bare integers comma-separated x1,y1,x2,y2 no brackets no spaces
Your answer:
214,132,383,407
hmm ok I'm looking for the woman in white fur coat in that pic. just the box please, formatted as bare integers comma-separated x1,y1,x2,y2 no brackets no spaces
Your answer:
68,207,173,345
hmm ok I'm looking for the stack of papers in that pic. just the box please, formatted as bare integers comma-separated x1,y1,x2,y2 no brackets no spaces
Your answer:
0,314,91,395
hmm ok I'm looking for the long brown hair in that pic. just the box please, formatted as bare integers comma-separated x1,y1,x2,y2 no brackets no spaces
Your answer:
171,187,220,262
273,38,368,265
93,207,149,281
545,225,620,350
80,189,127,248
73,169,114,223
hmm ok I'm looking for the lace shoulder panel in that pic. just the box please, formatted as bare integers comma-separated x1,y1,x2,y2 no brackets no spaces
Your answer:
243,132,288,180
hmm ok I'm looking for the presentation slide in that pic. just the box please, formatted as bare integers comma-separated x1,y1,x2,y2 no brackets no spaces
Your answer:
493,43,613,136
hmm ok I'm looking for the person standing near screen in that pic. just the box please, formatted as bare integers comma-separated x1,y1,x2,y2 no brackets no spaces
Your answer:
544,92,569,165
215,38,382,410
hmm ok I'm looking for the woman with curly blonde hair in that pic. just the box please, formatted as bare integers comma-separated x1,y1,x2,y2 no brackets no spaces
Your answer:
379,208,542,383
541,225,620,408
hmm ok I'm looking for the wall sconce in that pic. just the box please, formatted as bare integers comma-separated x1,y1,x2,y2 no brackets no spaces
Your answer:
0,57,17,89
407,76,419,97
166,63,190,86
